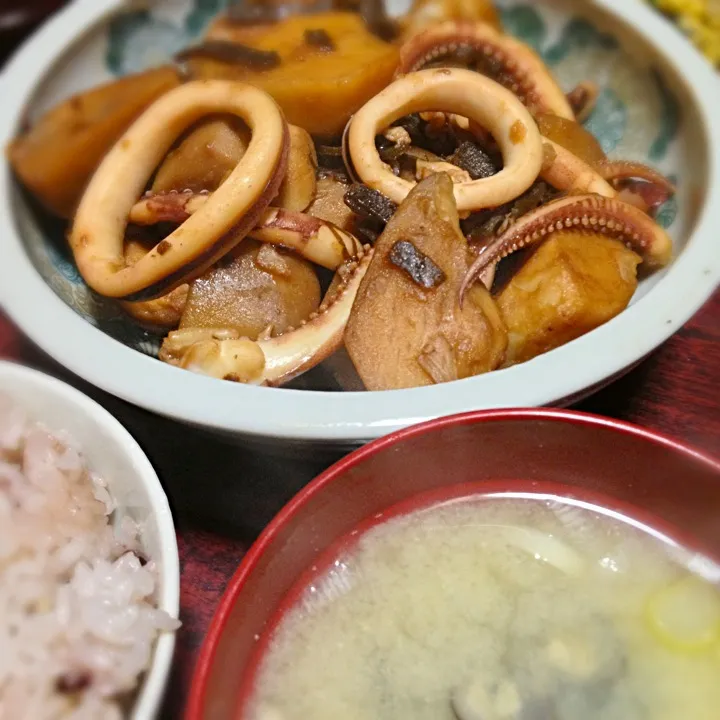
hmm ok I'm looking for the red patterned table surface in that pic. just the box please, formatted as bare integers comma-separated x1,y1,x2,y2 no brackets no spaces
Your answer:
2,294,719,716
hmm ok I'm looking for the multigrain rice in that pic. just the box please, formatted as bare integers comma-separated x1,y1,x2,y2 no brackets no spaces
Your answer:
0,393,179,719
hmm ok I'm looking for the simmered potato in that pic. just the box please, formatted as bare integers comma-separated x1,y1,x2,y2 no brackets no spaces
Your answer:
186,12,399,135
205,0,326,45
8,67,180,218
497,231,641,365
151,119,316,211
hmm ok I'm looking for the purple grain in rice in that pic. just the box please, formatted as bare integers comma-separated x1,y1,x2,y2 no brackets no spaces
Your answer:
0,393,180,718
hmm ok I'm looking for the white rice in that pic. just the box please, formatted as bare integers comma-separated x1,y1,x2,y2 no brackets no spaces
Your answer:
0,393,180,720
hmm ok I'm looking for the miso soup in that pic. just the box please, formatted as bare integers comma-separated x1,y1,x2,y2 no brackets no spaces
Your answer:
247,491,720,720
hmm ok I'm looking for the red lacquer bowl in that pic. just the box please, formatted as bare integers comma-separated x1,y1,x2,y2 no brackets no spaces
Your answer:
186,409,720,720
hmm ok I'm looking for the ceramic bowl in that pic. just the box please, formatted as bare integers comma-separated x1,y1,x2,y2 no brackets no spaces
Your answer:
0,359,180,720
185,408,720,720
0,0,719,449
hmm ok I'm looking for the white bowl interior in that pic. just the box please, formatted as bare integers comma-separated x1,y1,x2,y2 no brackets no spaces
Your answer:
0,0,718,445
0,360,180,720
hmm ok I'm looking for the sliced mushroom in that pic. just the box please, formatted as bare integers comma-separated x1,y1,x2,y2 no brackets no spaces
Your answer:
176,42,281,70
343,183,397,224
345,173,507,390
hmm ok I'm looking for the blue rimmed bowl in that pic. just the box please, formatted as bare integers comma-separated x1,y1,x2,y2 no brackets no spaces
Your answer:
0,0,718,451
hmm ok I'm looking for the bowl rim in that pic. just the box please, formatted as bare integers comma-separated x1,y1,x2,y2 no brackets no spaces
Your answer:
0,0,719,444
183,406,720,719
0,358,180,720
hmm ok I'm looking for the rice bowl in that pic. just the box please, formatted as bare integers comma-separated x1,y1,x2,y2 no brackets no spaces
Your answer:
0,361,179,719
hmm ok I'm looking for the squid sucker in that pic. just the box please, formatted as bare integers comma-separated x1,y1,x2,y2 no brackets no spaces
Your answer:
129,194,363,271
598,160,677,194
159,246,374,386
397,20,575,119
459,194,673,302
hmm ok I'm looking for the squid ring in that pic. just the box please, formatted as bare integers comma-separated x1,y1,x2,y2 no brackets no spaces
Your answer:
346,68,544,213
69,80,289,300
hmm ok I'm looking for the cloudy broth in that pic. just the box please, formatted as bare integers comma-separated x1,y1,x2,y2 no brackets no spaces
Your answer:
247,490,720,720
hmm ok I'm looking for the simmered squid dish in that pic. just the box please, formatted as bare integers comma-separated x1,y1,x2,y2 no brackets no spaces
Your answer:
7,0,676,390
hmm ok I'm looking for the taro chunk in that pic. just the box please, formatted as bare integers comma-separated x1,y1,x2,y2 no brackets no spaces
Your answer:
179,238,320,339
345,173,507,390
497,231,641,366
151,117,251,194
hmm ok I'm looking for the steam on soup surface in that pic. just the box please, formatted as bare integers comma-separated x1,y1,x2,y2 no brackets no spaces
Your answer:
248,493,720,720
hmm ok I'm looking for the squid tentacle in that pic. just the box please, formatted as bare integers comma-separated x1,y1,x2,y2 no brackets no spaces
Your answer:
459,194,673,303
540,139,616,197
159,246,374,386
398,20,574,119
129,193,363,271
